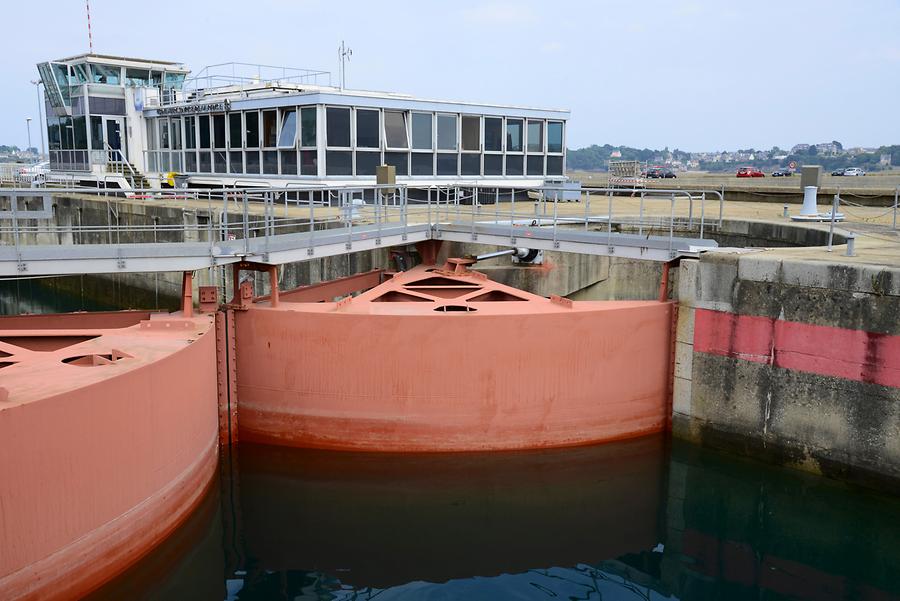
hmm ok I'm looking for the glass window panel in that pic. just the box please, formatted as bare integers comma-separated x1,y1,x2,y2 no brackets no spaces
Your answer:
73,117,87,149
280,150,297,174
384,152,408,176
198,116,211,149
245,112,259,148
60,117,73,150
125,68,149,86
326,150,352,175
326,107,351,147
300,107,317,147
164,72,186,90
149,71,162,87
171,118,182,150
245,151,260,174
144,120,154,151
411,153,434,175
300,150,317,175
527,120,543,153
546,155,564,175
214,151,227,173
263,150,278,174
185,152,197,172
505,155,523,176
278,109,297,148
71,64,89,84
213,114,226,149
229,151,242,173
437,153,457,176
484,154,503,175
506,119,523,152
263,110,277,148
436,115,457,151
159,120,170,149
384,111,408,149
461,153,480,175
461,116,480,151
199,152,211,172
484,118,503,152
355,151,380,175
411,113,433,150
90,64,121,85
185,117,196,149
356,109,379,149
527,155,544,175
89,116,103,150
229,113,242,148
547,122,563,154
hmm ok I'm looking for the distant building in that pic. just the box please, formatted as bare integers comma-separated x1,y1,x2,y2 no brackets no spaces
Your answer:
609,150,622,158
880,153,892,166
791,144,810,154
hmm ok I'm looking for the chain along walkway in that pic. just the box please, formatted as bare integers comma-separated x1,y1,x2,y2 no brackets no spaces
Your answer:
0,185,722,276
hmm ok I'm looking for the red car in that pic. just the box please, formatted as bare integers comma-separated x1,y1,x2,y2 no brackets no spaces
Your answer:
736,167,765,178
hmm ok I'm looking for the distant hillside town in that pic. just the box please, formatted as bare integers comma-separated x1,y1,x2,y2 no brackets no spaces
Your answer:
0,145,40,163
568,142,899,173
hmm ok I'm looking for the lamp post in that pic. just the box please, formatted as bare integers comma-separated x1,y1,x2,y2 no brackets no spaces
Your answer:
30,80,46,159
26,117,32,159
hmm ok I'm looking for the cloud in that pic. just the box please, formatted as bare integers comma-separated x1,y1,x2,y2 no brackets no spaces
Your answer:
462,2,539,26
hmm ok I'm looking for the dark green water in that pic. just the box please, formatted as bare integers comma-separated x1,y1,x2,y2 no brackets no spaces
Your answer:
86,435,900,601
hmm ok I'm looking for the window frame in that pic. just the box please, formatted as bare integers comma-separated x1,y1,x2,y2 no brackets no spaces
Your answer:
325,106,352,150
277,107,298,149
383,110,410,151
460,115,481,153
526,119,544,154
506,118,524,154
436,113,458,153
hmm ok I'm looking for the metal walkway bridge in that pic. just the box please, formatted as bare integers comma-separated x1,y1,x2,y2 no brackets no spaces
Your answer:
0,185,722,276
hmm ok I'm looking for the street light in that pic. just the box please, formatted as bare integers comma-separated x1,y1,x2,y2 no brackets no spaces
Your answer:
26,117,32,159
30,80,46,159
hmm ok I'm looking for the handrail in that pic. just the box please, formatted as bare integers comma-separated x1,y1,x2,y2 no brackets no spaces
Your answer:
104,144,142,189
0,182,723,276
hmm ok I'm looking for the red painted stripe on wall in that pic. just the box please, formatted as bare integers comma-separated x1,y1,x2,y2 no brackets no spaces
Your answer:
694,308,900,388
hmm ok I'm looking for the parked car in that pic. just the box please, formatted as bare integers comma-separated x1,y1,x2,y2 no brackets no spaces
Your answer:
646,167,676,178
736,167,765,178
771,167,793,177
14,161,49,185
843,167,866,176
831,168,846,176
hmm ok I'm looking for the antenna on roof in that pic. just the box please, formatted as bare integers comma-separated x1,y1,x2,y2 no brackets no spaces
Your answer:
338,41,352,91
85,0,94,53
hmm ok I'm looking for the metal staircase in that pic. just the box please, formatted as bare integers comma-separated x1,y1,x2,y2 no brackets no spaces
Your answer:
104,145,150,190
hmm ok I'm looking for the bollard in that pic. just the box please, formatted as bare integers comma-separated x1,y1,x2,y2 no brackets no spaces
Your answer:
783,205,789,218
845,233,856,257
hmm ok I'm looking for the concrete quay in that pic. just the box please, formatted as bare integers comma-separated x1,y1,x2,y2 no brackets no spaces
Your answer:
667,203,900,491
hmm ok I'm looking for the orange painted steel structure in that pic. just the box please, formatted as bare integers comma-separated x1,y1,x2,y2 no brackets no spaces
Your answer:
235,263,674,452
0,311,219,601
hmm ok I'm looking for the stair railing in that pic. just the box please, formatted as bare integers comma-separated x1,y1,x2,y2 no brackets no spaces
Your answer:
105,144,144,189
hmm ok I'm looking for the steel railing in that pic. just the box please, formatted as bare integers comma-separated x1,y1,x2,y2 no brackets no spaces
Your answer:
0,183,722,275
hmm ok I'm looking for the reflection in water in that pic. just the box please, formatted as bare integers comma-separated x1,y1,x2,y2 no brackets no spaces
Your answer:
90,435,900,600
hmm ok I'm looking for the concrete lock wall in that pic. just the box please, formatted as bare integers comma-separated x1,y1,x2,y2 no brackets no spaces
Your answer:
674,252,900,490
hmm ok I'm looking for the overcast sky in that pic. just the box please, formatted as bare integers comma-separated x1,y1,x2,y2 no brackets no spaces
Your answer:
2,0,898,151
